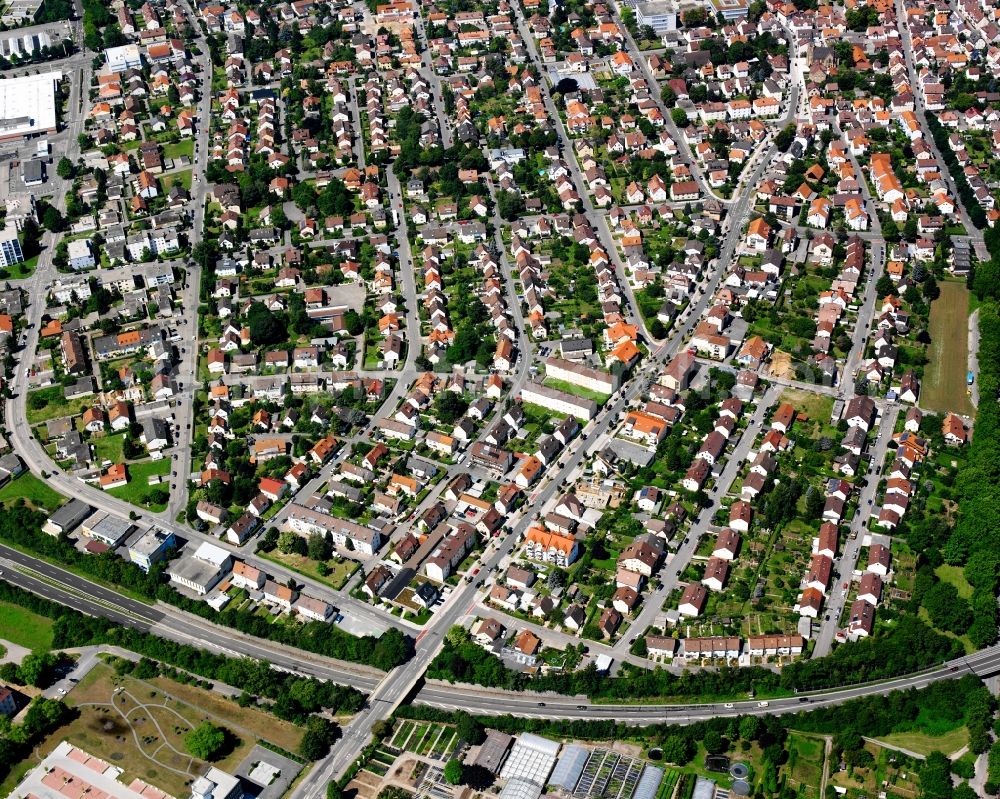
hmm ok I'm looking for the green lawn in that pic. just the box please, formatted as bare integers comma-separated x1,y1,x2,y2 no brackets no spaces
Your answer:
923,280,974,416
542,377,610,405
162,140,194,161
160,169,192,193
935,564,973,600
0,473,65,511
26,386,86,425
91,433,126,465
784,733,824,796
262,551,360,591
5,254,38,278
877,726,968,757
0,600,56,650
106,459,171,512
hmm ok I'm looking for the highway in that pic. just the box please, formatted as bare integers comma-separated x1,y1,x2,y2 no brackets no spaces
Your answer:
416,641,1000,723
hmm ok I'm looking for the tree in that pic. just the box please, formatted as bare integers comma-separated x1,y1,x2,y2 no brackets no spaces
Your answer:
922,581,972,634
805,487,825,520
247,302,286,346
496,191,524,221
953,784,977,799
681,6,707,25
292,182,317,210
660,735,694,765
702,730,726,755
18,652,59,688
455,712,485,745
21,219,41,258
371,720,394,740
875,274,895,297
435,392,468,425
56,157,74,180
774,125,795,151
444,759,464,785
920,752,954,799
300,716,339,760
923,273,940,301
446,625,469,647
184,722,227,760
343,310,364,335
670,108,688,127
739,715,762,741
834,730,863,755
278,531,307,555
19,696,69,738
308,532,333,562
42,205,66,233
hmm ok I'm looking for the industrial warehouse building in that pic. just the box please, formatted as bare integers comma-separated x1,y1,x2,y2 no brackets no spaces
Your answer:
0,71,61,141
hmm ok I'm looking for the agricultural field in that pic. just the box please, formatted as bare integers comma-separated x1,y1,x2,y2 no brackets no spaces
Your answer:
923,280,974,416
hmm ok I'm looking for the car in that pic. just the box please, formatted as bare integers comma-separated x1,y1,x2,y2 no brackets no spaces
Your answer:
842,582,848,590
724,703,734,709
577,705,587,709
798,697,809,703
537,702,546,707
757,701,769,708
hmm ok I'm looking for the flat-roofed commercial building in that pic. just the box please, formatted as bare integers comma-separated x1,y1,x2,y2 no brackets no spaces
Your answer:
0,71,61,141
710,0,749,19
629,0,678,33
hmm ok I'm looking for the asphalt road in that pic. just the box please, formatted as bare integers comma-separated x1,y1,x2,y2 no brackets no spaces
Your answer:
416,640,1000,723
